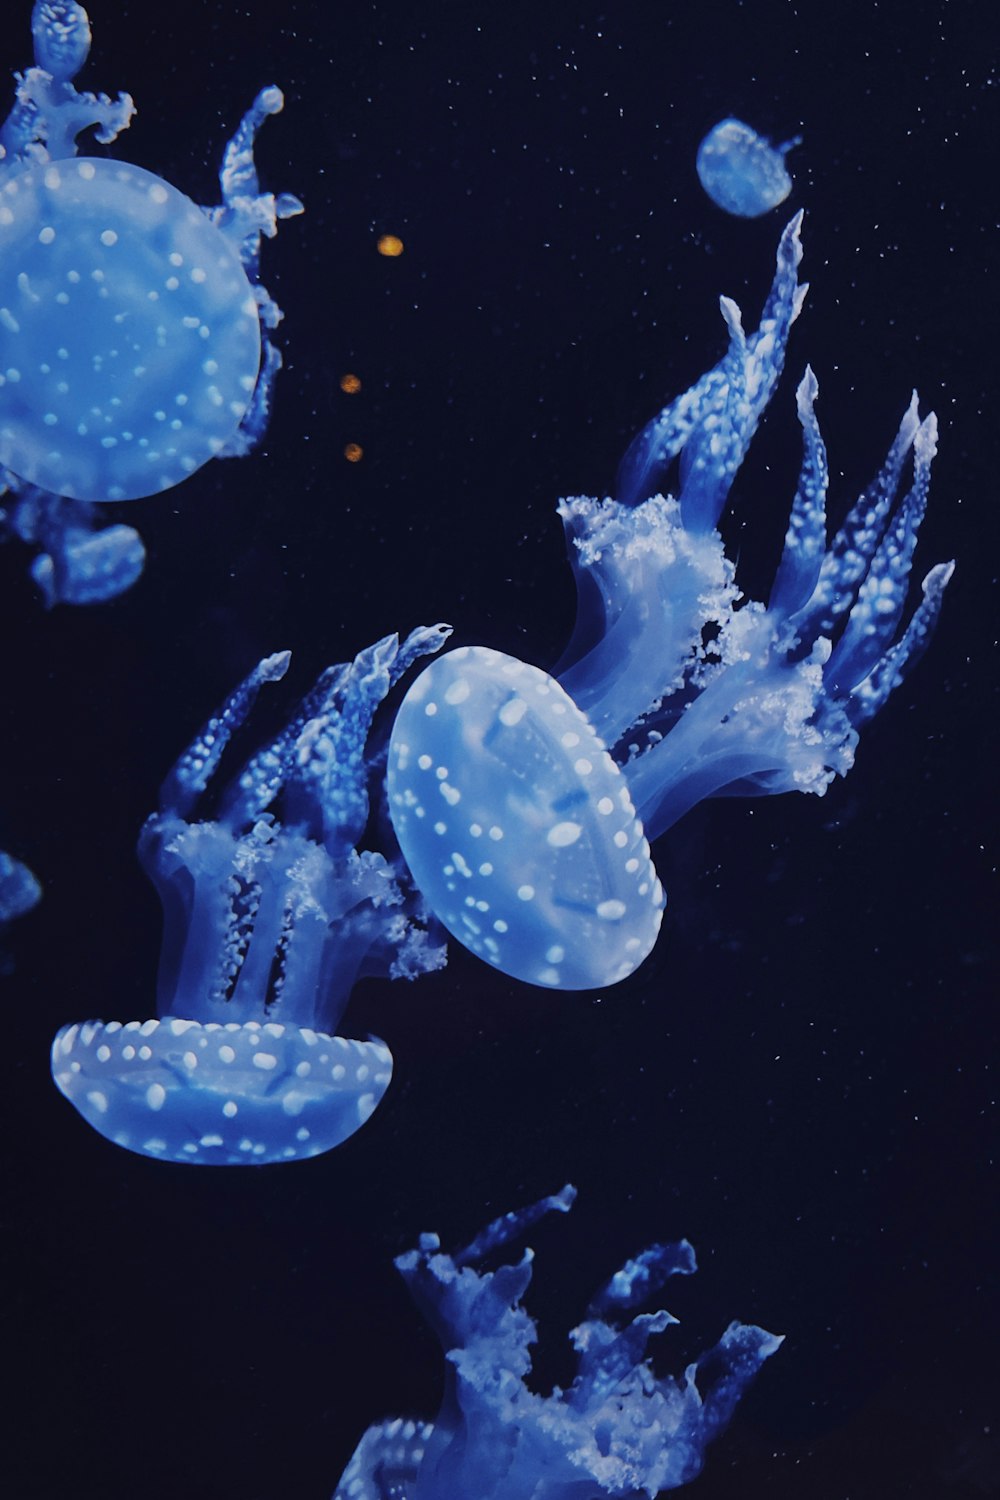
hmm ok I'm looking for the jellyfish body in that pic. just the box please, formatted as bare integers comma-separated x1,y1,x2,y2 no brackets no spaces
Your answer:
389,215,951,989
51,627,450,1164
0,2,302,602
388,646,663,990
696,117,798,217
333,1186,782,1498
0,849,40,975
0,850,41,925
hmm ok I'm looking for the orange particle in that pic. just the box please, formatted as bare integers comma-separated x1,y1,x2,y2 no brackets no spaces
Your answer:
344,443,364,463
340,373,362,394
377,234,404,258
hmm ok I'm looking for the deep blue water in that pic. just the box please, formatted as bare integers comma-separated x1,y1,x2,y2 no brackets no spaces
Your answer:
2,1,995,1496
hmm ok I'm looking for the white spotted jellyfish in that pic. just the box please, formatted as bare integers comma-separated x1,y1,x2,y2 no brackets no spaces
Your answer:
697,117,801,218
387,216,951,993
51,627,451,1164
0,2,302,603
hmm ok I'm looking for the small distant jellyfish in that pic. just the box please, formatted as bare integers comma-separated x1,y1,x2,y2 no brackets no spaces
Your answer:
333,1185,782,1498
387,215,951,992
0,2,303,604
697,118,799,218
50,626,450,1164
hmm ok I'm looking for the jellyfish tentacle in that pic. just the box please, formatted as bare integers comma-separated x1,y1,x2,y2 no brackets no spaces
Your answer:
616,211,805,526
453,1183,577,1267
768,366,829,616
204,85,304,457
846,559,954,724
160,652,292,819
1,2,135,167
822,411,939,694
2,483,145,606
790,392,922,643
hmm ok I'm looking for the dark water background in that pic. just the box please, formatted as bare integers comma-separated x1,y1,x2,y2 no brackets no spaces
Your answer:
2,1,996,1496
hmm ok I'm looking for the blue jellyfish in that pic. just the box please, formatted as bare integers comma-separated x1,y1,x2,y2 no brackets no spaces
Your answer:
0,848,41,924
0,848,40,974
387,216,952,991
50,626,450,1165
0,2,302,604
696,117,799,217
333,1185,782,1498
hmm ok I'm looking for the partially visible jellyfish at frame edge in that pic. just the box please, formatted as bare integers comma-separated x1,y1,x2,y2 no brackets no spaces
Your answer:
388,214,952,992
333,1185,783,1499
51,626,451,1165
0,1,303,605
697,117,801,218
0,848,41,973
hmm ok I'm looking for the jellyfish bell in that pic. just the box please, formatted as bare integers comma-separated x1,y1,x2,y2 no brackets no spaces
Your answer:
51,1017,392,1165
696,117,800,218
387,646,664,990
0,158,262,501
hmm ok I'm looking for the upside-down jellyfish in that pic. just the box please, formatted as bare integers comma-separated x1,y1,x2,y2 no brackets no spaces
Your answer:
333,1185,782,1498
50,627,449,1164
0,2,302,603
388,215,951,991
696,118,799,217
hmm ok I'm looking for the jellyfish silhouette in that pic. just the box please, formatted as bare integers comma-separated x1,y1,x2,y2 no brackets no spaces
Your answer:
387,217,951,990
0,2,302,603
696,117,799,217
333,1185,782,1498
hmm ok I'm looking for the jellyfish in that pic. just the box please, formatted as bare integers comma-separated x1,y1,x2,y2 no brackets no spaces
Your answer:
696,117,799,218
50,626,450,1164
0,849,40,974
0,2,303,604
0,848,41,924
333,1185,782,1498
387,215,952,991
